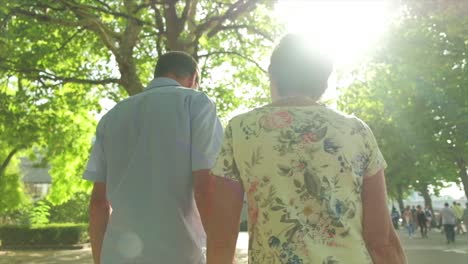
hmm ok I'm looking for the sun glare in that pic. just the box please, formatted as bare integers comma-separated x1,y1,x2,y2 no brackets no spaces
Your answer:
275,0,395,67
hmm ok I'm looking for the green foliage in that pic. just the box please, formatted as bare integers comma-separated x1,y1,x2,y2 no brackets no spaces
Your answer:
338,1,468,199
28,201,50,226
0,223,88,247
1,0,281,208
0,146,28,217
0,172,27,216
48,192,89,223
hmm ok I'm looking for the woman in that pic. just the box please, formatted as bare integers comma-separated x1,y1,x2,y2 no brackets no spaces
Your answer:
425,206,433,230
402,206,415,238
196,34,406,264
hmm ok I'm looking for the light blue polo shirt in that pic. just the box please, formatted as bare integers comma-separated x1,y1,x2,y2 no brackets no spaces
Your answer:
83,78,223,264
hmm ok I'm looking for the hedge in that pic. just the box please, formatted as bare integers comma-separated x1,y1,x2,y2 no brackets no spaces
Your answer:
0,223,88,248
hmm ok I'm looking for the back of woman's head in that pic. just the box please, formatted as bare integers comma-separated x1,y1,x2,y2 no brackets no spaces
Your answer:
269,34,333,99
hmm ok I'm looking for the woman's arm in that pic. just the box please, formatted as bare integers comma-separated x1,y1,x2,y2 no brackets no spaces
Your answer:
362,169,407,264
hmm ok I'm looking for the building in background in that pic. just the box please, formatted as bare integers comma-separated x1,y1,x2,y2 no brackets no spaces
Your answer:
19,157,51,201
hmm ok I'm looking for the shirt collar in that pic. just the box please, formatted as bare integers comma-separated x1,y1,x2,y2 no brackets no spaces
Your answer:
146,77,181,90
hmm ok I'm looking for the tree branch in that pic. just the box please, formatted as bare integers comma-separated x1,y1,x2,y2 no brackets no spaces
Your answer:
0,148,19,180
56,0,121,57
0,64,120,86
10,8,85,28
180,0,198,31
207,24,273,42
56,28,86,52
164,0,181,50
74,0,154,27
151,0,166,56
195,0,261,37
198,51,267,73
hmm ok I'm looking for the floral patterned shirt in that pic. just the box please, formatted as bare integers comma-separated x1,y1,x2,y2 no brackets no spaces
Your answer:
211,105,387,264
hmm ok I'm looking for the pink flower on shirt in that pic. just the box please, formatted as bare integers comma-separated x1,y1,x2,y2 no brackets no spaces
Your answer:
301,132,319,143
260,111,293,129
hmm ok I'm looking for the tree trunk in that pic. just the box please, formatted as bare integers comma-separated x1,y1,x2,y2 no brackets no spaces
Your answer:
0,148,19,181
118,59,144,96
419,183,433,209
396,184,405,212
456,157,468,199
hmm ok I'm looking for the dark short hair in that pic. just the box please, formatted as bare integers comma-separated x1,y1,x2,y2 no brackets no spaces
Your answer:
154,51,198,78
268,34,333,98
445,203,449,207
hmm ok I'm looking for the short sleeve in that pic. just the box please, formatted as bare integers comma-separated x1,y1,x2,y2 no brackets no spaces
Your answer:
190,93,223,171
83,120,107,182
362,122,387,177
211,122,241,182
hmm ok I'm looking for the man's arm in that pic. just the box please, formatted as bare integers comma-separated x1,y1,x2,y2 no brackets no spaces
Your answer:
194,170,244,264
362,169,406,264
89,182,111,264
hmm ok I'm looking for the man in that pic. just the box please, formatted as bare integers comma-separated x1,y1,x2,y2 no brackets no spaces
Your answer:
440,202,457,244
84,52,223,264
463,203,468,236
416,205,428,238
453,202,464,234
391,207,400,229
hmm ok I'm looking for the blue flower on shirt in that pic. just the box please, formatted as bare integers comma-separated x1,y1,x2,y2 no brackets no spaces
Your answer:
268,236,281,248
352,153,370,177
335,200,345,216
287,255,304,264
324,138,340,154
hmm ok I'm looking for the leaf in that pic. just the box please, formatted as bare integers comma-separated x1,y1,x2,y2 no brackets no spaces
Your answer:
293,179,302,188
271,206,284,211
304,170,320,197
277,164,291,176
331,220,344,228
275,198,284,204
314,126,328,141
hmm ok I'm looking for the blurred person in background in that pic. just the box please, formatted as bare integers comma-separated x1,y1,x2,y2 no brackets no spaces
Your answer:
416,205,428,238
440,203,457,244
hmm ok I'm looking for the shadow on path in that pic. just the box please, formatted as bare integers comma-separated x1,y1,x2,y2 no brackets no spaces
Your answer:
0,230,466,264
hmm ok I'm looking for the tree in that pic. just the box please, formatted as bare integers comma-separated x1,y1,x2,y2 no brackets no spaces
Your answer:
0,76,99,204
0,0,281,205
382,1,468,198
338,0,468,201
2,0,280,111
0,142,28,221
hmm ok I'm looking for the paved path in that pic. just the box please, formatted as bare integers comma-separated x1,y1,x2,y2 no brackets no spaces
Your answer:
1,230,466,263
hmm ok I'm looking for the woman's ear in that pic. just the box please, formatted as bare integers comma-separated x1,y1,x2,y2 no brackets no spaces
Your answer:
270,77,280,102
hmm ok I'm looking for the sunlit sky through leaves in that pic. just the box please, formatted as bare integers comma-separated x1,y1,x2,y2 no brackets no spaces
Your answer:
273,0,465,199
274,0,398,102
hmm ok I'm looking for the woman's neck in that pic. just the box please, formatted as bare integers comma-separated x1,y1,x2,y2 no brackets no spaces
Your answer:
270,96,321,106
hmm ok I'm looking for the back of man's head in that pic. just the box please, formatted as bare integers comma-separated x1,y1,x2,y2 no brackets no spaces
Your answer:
154,51,198,79
269,34,333,99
